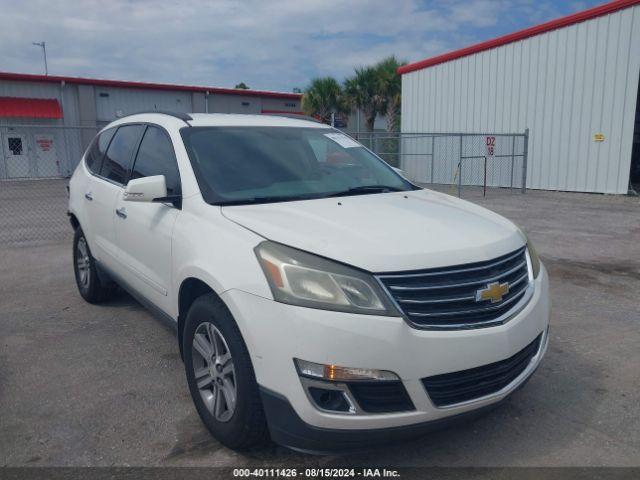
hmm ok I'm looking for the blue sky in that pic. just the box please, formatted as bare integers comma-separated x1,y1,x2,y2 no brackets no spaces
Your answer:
0,0,606,92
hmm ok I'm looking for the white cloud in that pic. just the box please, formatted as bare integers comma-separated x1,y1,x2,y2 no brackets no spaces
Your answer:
0,0,603,92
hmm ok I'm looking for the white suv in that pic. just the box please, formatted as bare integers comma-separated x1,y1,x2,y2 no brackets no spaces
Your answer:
68,112,549,452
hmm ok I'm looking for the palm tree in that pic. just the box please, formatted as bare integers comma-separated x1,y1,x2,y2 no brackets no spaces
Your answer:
375,56,405,132
301,77,343,124
343,66,386,132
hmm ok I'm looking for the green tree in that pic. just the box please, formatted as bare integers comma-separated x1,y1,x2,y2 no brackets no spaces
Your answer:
375,56,405,132
301,77,343,124
343,66,386,132
342,57,406,133
234,82,249,89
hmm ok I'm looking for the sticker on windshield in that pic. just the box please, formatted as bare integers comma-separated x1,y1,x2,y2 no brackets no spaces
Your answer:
324,132,360,148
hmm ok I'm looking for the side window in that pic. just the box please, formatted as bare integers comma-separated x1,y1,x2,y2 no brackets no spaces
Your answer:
100,125,144,185
130,126,181,195
85,128,115,174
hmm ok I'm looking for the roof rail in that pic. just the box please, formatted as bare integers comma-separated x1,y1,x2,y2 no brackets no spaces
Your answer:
262,112,322,124
127,110,193,123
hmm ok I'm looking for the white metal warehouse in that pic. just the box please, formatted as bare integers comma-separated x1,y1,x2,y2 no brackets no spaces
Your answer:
399,0,640,194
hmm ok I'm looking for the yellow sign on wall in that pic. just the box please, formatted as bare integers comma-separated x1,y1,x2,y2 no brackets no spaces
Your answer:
593,133,605,142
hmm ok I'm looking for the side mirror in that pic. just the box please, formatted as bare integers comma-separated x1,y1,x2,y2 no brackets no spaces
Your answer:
124,175,167,202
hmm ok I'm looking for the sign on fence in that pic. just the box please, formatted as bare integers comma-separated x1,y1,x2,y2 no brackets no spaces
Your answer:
485,136,495,157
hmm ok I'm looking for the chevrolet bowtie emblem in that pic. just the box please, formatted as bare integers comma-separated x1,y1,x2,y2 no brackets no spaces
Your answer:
476,281,509,303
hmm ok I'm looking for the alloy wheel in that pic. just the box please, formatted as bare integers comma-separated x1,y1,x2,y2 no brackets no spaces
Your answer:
76,237,90,289
192,322,237,422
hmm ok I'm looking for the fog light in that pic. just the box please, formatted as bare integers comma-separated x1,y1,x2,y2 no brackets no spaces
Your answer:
294,358,399,382
308,387,352,412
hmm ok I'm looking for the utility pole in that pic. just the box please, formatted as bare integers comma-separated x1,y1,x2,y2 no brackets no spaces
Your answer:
32,41,48,75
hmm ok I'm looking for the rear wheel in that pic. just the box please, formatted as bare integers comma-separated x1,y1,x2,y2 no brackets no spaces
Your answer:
73,228,116,303
183,293,268,449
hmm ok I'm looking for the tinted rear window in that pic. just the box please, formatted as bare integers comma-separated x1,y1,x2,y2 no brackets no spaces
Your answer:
85,128,115,174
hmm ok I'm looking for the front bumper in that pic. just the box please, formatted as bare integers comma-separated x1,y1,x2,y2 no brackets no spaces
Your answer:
221,264,550,448
259,370,538,453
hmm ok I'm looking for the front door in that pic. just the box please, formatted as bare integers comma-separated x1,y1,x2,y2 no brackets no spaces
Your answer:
114,191,179,314
112,125,182,316
2,133,31,178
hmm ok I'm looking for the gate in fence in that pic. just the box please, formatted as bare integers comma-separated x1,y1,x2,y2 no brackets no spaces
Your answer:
350,130,529,198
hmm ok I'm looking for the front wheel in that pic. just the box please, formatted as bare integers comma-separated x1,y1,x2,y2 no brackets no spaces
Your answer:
73,228,116,303
183,293,268,449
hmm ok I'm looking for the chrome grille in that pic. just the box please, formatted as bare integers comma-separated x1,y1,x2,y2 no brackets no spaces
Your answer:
377,247,531,330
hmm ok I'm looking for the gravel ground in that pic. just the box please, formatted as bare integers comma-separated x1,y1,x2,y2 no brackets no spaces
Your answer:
0,185,639,467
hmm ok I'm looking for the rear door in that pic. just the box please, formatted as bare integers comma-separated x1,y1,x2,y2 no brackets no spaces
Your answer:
113,125,181,314
88,124,144,266
80,127,115,253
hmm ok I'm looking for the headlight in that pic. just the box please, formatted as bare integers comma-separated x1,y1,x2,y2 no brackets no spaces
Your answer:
520,230,541,278
255,241,399,315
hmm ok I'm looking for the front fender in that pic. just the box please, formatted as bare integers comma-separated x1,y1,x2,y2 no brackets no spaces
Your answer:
171,200,274,357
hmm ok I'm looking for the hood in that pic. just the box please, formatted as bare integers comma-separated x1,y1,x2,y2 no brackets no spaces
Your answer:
221,189,525,273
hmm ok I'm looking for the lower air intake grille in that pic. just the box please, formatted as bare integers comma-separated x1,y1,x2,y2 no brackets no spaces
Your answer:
377,247,531,330
348,381,415,413
422,334,542,407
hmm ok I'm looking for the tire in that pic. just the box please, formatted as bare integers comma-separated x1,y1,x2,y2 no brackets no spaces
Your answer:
183,293,268,449
73,228,116,303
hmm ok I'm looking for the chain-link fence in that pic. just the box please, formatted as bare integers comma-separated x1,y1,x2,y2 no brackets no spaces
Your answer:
0,125,528,247
0,125,98,246
350,130,529,198
0,124,98,180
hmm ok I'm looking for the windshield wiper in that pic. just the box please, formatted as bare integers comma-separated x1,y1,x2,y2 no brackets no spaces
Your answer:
217,186,406,205
325,185,405,198
217,193,325,206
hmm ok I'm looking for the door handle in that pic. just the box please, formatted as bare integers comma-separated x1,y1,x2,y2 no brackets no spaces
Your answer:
84,192,93,201
115,207,127,219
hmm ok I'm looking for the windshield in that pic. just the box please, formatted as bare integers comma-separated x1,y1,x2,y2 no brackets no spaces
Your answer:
180,126,417,205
